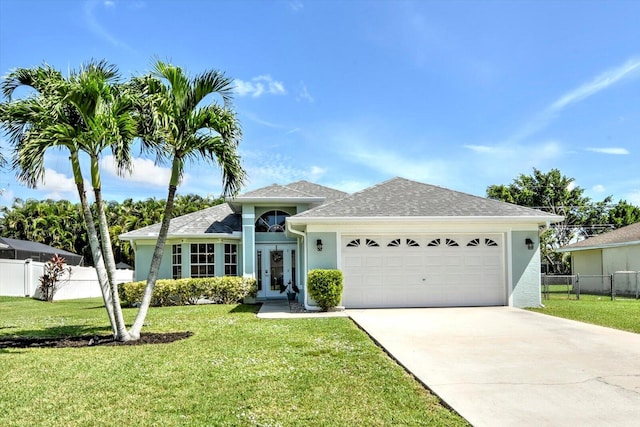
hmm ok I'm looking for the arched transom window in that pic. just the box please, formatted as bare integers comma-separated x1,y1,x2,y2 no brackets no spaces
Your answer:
255,210,290,232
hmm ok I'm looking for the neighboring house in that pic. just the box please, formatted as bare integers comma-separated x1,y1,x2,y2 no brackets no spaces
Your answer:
0,237,84,266
557,222,640,295
119,177,562,309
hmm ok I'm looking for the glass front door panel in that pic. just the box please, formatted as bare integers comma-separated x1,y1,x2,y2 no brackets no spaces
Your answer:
256,245,296,298
270,250,284,292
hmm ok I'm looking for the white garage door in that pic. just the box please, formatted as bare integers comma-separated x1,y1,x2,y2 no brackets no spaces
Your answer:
341,234,506,308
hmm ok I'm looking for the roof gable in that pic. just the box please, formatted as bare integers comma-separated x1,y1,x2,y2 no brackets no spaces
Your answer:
293,177,558,219
236,183,312,199
560,222,640,251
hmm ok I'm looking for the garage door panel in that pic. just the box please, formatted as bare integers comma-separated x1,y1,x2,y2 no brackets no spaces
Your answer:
341,234,506,308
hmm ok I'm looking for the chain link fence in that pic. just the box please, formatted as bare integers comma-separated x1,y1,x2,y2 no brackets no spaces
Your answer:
542,271,640,300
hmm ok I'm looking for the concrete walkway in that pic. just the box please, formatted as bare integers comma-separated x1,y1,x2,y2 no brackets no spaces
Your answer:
349,307,640,427
257,300,349,319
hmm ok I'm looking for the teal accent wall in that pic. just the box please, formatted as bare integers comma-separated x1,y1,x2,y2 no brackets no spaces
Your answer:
511,231,542,307
242,204,255,277
134,243,172,281
255,232,296,243
307,232,338,269
133,241,242,281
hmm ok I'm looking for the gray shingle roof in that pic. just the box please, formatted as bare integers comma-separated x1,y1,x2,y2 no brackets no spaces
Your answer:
285,181,348,204
0,237,83,265
119,203,241,239
560,222,640,251
293,177,557,218
236,183,311,198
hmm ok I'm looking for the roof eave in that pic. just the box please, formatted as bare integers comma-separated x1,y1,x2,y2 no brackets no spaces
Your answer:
229,196,324,204
557,240,640,253
287,215,564,225
119,232,243,242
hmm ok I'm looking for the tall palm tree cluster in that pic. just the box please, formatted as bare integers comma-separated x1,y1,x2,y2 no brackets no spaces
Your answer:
0,59,245,341
0,195,224,266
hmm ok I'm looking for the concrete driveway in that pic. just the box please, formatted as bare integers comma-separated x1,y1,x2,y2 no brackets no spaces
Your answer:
348,307,640,427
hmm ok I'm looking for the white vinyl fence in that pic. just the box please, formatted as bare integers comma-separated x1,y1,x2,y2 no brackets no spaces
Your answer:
0,258,133,301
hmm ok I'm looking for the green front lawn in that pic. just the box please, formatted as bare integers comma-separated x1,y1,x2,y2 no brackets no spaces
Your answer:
0,297,467,426
529,294,640,334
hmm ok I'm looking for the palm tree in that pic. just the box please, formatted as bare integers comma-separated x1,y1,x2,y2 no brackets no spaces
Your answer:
0,62,133,339
128,60,245,338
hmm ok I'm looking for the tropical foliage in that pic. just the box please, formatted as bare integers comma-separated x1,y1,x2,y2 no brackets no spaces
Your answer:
37,254,72,302
487,168,640,273
0,59,244,341
0,195,223,266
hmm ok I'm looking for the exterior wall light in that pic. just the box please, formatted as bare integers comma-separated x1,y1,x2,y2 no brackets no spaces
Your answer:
525,238,534,250
316,239,323,252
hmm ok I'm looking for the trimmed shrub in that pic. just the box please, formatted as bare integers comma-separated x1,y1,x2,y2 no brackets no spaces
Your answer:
307,269,344,311
118,276,257,307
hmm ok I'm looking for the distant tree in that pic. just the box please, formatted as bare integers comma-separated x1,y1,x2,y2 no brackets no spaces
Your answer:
607,200,640,229
0,194,224,268
486,168,619,273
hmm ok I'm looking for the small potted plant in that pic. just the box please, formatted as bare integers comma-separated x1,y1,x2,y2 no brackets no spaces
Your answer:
286,281,300,301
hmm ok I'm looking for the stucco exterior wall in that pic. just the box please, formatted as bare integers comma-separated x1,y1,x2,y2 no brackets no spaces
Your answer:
510,230,542,308
133,240,243,281
572,249,603,276
306,232,338,270
134,242,172,281
602,245,640,272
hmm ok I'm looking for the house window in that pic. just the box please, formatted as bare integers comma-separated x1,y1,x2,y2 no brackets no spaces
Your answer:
485,238,499,247
406,239,420,247
427,238,441,247
467,238,480,247
256,250,262,291
291,250,296,290
387,239,401,247
172,244,182,279
366,238,380,247
224,243,238,276
255,210,290,232
445,238,459,247
190,243,215,278
346,239,360,247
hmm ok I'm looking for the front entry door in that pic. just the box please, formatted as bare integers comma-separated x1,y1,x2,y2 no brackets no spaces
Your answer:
257,245,296,298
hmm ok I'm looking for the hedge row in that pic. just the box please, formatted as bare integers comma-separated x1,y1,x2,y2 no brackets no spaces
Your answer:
118,276,258,307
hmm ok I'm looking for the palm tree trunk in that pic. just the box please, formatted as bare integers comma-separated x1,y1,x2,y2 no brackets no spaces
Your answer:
91,155,131,341
129,157,180,339
71,152,117,336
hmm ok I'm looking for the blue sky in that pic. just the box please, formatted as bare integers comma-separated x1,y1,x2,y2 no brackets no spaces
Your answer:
1,0,639,207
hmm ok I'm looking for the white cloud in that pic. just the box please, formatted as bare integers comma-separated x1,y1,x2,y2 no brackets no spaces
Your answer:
242,151,324,188
348,144,451,184
326,179,371,194
464,144,506,154
550,58,640,112
289,1,304,12
234,75,286,98
297,82,315,103
100,155,182,188
586,147,630,155
592,184,606,193
627,190,640,206
39,168,78,200
513,57,640,142
83,0,136,53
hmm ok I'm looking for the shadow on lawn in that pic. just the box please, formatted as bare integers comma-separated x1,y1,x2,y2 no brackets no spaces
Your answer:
229,304,261,314
0,324,193,349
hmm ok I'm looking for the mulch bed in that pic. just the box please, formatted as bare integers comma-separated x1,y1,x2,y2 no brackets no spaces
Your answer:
0,331,193,349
